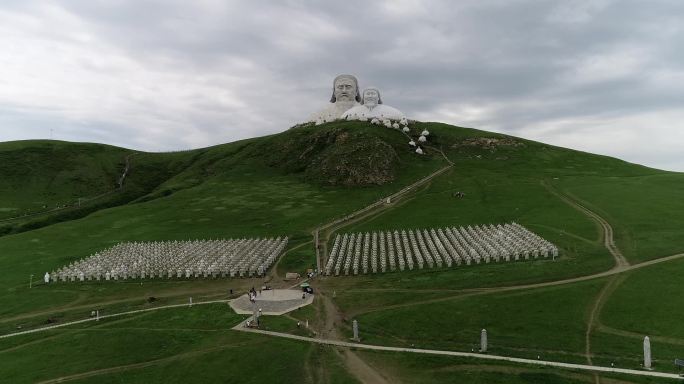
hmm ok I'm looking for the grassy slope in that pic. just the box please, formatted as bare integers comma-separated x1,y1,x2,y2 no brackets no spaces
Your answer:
0,305,319,384
0,141,201,235
1,121,684,382
557,174,684,262
0,302,669,384
0,140,131,219
351,280,605,362
0,122,445,324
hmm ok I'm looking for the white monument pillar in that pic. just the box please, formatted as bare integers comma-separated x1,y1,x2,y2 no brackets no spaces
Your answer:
352,320,359,341
644,336,652,369
189,297,193,307
480,329,488,352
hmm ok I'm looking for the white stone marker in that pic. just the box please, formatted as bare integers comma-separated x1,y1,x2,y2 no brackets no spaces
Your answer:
352,320,359,341
189,297,193,307
644,336,652,369
480,329,488,352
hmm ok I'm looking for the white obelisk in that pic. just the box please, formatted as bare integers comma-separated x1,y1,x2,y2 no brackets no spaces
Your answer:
644,336,652,369
480,329,488,352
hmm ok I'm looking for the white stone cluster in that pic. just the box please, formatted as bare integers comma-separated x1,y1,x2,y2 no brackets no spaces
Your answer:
50,237,288,282
324,223,558,276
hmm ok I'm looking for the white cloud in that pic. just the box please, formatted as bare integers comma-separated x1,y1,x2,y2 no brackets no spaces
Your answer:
0,0,682,171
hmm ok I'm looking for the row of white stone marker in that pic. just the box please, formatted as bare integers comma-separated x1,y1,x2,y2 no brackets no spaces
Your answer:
50,237,288,282
325,222,558,276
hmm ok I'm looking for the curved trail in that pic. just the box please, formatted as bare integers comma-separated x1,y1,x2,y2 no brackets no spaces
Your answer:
542,180,629,269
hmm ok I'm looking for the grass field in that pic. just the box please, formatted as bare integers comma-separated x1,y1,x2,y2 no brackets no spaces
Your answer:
557,174,684,263
1,120,684,382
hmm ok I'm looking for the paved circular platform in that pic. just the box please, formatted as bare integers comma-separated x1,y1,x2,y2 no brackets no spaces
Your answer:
229,289,313,315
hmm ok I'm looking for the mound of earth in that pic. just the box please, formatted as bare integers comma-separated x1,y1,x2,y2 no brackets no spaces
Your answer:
253,122,404,187
452,137,524,150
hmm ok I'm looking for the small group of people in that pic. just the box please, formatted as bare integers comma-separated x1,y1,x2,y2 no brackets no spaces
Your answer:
248,286,261,303
309,74,407,125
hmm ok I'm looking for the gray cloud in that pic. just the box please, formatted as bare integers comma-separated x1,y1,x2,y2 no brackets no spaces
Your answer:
0,0,682,170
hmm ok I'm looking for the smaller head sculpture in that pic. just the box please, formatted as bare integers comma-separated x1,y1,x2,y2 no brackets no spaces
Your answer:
330,74,361,103
361,87,383,107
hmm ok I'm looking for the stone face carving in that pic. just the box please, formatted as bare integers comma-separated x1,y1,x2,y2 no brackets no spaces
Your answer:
341,87,406,121
309,74,361,125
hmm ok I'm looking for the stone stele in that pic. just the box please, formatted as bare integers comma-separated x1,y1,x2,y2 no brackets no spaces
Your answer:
309,74,361,125
341,87,406,121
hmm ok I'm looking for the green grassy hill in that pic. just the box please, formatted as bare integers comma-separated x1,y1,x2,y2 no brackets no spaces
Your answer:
0,140,131,219
1,120,683,383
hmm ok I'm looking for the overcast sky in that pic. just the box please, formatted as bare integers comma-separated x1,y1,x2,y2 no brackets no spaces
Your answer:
0,1,682,171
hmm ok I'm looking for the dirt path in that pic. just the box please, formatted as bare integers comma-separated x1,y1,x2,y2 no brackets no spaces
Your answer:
342,349,391,384
542,180,629,269
598,325,684,346
317,293,391,383
542,180,632,383
584,275,627,384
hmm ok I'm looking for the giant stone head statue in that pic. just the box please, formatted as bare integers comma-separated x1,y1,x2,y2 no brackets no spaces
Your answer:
330,74,361,103
361,87,383,107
